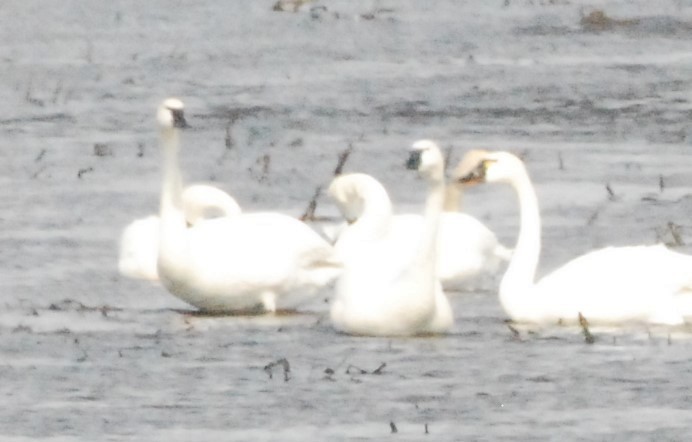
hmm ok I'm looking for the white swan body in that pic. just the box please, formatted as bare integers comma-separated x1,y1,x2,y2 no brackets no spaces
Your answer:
329,141,453,336
155,98,341,313
325,175,510,288
118,184,241,281
455,150,692,325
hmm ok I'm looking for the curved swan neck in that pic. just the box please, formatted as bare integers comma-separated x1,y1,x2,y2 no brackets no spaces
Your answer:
349,181,393,239
500,167,541,295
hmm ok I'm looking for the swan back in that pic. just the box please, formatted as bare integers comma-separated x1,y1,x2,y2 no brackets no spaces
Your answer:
181,184,242,225
529,245,692,325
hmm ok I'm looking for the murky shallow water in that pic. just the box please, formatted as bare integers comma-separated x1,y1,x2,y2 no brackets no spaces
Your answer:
3,0,692,440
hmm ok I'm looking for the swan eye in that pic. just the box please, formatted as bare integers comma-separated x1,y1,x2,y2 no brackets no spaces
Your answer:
169,108,189,129
406,151,422,170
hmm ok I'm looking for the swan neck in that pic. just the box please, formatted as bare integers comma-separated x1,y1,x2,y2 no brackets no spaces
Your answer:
501,170,541,296
443,183,463,212
158,127,187,271
416,178,445,270
159,128,184,218
349,184,393,239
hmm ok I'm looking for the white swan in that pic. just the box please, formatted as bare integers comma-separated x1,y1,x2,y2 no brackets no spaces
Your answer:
118,184,241,281
454,150,692,325
325,175,510,289
155,98,341,313
329,140,453,336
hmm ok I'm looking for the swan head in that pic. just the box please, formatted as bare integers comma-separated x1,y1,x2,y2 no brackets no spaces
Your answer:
157,98,189,130
328,173,382,222
454,150,524,185
407,139,445,182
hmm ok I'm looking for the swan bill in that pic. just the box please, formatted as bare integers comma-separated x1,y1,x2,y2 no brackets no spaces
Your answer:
406,151,422,170
457,161,487,185
170,108,189,129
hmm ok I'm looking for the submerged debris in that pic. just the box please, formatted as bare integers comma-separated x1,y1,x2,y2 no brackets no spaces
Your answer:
77,167,94,179
580,9,640,32
605,183,618,201
507,323,521,341
656,221,685,247
272,0,313,13
264,358,291,382
578,312,595,344
93,143,113,157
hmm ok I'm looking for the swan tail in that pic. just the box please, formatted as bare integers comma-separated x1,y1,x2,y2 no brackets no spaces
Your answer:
674,288,692,322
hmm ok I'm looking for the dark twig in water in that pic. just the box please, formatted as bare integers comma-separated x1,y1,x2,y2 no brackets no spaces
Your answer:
389,421,398,434
77,167,94,179
578,312,595,344
345,364,368,375
264,358,291,382
605,183,617,201
255,154,271,182
333,143,354,176
76,350,88,362
507,323,521,341
425,423,429,434
225,123,234,150
659,175,665,193
299,186,322,221
52,80,63,105
35,149,46,163
443,145,454,173
372,362,387,375
667,222,684,246
586,208,600,226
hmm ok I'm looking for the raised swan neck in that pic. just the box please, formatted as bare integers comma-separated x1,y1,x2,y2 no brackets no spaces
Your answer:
499,165,541,300
158,126,187,268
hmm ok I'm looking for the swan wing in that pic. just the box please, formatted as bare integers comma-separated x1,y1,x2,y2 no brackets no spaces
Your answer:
535,244,692,324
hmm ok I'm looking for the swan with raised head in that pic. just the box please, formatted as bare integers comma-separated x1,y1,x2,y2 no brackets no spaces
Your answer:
118,184,241,281
329,140,453,336
454,150,692,325
155,97,341,313
327,173,510,289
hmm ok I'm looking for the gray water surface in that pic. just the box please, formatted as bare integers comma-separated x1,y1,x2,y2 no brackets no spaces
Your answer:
3,0,692,440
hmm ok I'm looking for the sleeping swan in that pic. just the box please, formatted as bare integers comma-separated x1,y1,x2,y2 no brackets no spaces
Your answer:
327,173,510,289
155,98,341,313
329,140,453,336
118,184,241,281
454,150,692,325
